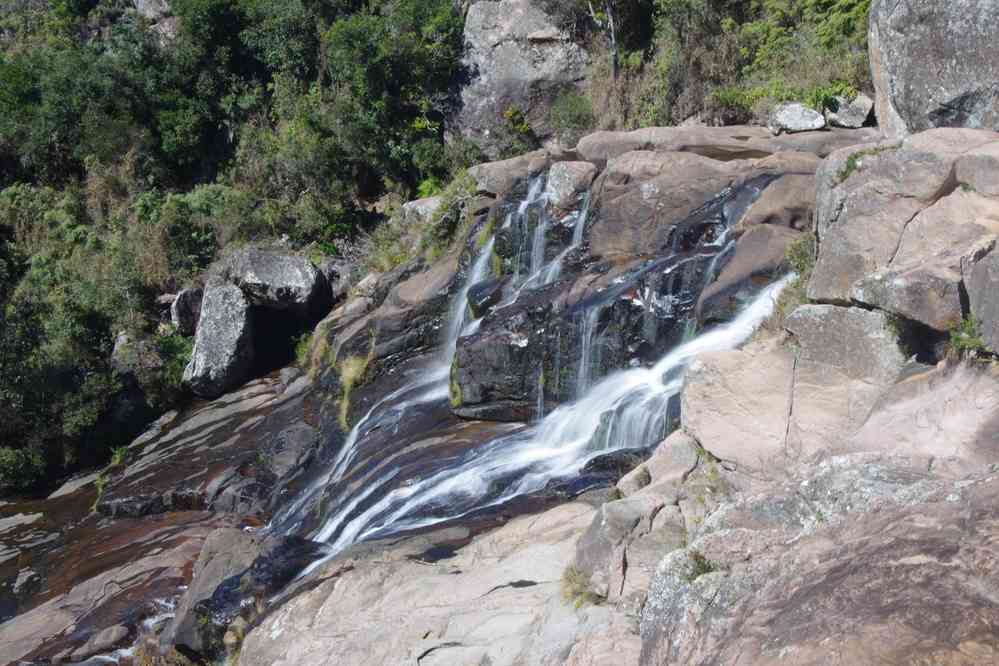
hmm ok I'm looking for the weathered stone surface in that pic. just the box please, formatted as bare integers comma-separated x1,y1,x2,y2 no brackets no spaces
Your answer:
456,0,587,157
546,161,598,210
238,503,600,666
401,196,442,226
809,129,999,330
171,287,203,336
70,624,129,661
964,241,999,352
469,150,549,195
696,224,800,324
576,126,879,164
870,0,999,139
640,454,999,665
824,92,874,128
767,102,826,135
183,282,254,398
735,173,816,231
220,247,330,317
681,339,795,470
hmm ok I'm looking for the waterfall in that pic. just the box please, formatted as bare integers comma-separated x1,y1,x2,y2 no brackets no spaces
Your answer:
298,275,792,567
575,306,601,398
267,235,495,535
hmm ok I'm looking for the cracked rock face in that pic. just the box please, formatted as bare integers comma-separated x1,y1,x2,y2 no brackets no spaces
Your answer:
870,0,999,138
809,128,999,332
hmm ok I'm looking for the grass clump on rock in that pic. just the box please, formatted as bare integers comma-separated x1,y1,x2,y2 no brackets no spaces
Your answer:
948,317,988,358
561,566,605,609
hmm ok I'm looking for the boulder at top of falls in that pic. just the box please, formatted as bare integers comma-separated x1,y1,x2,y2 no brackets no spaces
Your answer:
870,0,999,138
825,93,874,129
183,282,254,398
545,160,598,210
767,102,826,135
456,0,587,158
171,286,203,336
218,247,330,318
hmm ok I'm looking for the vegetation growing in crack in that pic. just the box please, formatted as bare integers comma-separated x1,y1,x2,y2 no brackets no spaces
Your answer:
685,550,718,582
560,566,605,608
835,144,899,184
948,316,988,358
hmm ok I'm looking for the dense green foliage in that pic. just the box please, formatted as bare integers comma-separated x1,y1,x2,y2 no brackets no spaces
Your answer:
545,0,870,129
0,0,465,493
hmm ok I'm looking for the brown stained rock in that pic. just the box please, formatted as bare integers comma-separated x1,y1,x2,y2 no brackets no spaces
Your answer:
576,126,880,165
469,150,550,195
735,174,816,231
696,225,801,324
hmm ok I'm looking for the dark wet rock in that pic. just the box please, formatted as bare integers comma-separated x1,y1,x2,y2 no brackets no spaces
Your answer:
98,374,318,519
71,624,130,661
174,534,327,660
172,287,204,336
696,224,800,324
825,93,874,129
219,247,331,318
580,448,648,481
0,509,240,665
183,282,255,398
767,102,826,135
870,0,999,138
318,259,351,305
467,277,506,319
457,0,587,158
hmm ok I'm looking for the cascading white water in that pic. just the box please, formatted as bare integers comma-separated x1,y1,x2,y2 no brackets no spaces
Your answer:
575,306,600,398
300,275,792,565
268,236,496,535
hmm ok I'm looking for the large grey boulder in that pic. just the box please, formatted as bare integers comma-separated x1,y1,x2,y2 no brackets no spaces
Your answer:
767,102,826,135
870,0,999,139
456,0,587,158
219,248,330,317
825,92,874,128
183,282,255,398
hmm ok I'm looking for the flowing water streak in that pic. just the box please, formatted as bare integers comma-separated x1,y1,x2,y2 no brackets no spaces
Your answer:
575,306,601,398
269,236,496,534
303,275,793,562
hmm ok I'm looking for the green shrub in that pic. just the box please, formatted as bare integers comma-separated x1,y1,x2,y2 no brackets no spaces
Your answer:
550,91,595,143
949,317,987,357
0,447,46,493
